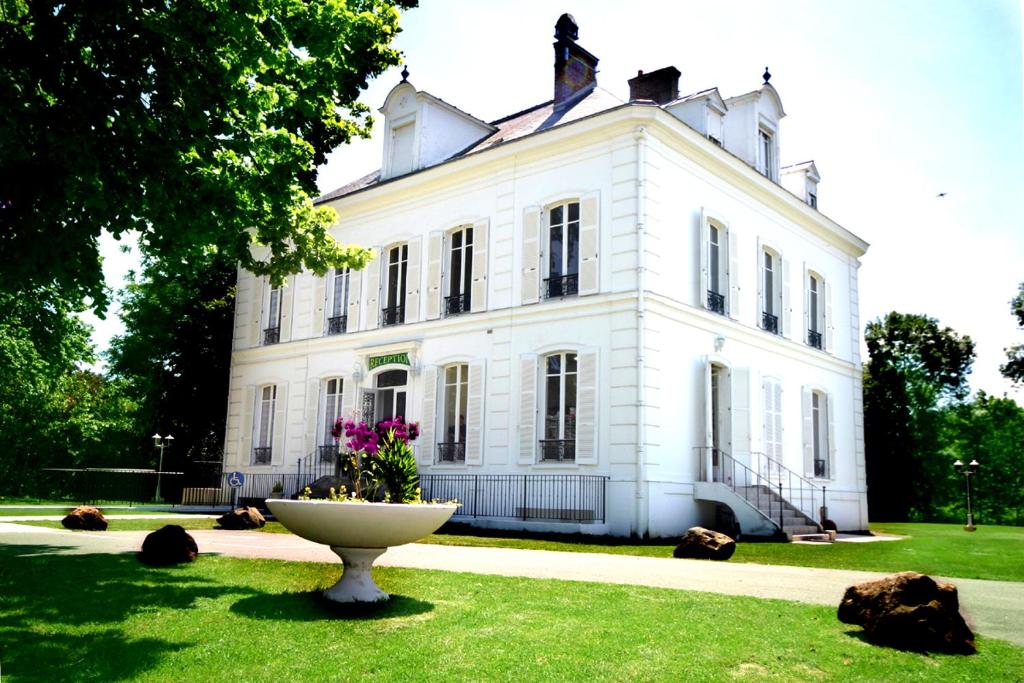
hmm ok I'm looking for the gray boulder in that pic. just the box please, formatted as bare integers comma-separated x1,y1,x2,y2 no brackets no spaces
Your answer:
217,506,266,530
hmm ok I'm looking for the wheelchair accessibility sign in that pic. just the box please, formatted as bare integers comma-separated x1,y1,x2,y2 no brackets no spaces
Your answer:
227,471,246,488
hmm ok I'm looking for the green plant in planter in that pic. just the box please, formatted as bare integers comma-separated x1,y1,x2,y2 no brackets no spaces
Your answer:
367,429,420,504
271,481,284,495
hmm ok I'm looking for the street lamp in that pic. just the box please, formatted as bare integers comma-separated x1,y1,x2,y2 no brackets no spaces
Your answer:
152,433,174,502
953,459,980,532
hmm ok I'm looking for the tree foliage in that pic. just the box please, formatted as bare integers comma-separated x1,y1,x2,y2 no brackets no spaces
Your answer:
1000,281,1024,385
0,0,415,310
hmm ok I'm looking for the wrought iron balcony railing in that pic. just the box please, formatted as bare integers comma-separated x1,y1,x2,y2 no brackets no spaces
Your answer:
707,290,725,315
814,458,828,478
318,444,339,464
544,273,578,299
252,446,272,465
327,315,347,335
762,312,779,334
445,293,470,317
539,439,576,462
807,329,823,349
381,305,404,327
437,442,466,463
263,327,280,345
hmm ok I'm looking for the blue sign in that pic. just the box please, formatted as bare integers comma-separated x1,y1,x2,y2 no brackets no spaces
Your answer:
227,471,246,488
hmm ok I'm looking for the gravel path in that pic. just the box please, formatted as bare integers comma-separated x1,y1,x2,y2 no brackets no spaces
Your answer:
2,522,1021,647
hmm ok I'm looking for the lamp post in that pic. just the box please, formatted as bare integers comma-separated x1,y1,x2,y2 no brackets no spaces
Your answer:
953,459,980,532
152,433,174,502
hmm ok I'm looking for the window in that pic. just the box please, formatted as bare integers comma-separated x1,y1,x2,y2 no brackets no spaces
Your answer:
264,286,282,344
759,128,774,179
253,385,276,464
320,378,343,462
374,369,408,423
763,378,783,465
327,269,350,335
390,122,414,177
545,201,580,299
761,249,780,334
811,391,829,478
383,244,408,326
808,192,817,209
445,227,473,316
707,223,726,314
438,364,469,462
540,352,577,461
807,273,823,349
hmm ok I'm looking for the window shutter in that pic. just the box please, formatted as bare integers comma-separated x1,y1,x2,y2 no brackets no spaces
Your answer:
250,277,265,347
575,348,598,464
731,368,750,458
826,392,836,479
405,237,422,323
802,263,810,342
727,230,739,319
773,381,783,462
305,379,321,454
578,192,600,296
347,269,362,332
311,275,327,337
240,385,256,466
466,359,486,464
272,383,288,466
518,354,538,463
425,231,444,320
341,374,355,419
781,258,793,339
801,387,814,477
418,366,438,465
279,278,294,342
471,218,489,312
701,357,713,481
762,379,773,462
699,209,709,308
521,207,541,305
364,249,381,330
824,279,835,353
757,240,765,325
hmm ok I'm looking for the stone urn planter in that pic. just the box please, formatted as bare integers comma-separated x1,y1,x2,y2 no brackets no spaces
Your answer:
266,499,457,604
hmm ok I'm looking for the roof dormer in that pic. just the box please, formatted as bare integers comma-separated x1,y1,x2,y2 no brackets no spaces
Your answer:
664,86,728,147
782,161,821,208
379,76,496,180
722,69,787,181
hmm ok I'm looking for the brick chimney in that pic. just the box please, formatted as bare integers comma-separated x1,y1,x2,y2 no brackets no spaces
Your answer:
628,67,681,105
553,14,598,108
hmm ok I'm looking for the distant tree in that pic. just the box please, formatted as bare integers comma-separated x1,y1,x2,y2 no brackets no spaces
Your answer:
0,0,415,311
1000,282,1024,385
863,312,975,521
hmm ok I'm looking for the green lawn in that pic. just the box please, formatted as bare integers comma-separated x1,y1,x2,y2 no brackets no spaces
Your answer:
0,548,1020,682
0,508,195,517
12,518,294,533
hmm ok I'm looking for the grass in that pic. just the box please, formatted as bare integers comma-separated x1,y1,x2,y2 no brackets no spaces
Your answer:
13,518,294,533
0,547,1020,682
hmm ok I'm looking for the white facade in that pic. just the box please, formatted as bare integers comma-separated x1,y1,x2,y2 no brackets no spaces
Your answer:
223,18,869,538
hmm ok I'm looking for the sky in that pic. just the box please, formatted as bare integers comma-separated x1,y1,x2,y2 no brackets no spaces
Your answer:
86,0,1024,399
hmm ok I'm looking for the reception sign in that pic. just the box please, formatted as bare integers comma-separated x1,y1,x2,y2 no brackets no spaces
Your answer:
368,352,411,371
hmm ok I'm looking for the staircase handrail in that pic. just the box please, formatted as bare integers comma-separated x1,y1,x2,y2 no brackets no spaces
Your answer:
749,450,824,530
694,446,783,531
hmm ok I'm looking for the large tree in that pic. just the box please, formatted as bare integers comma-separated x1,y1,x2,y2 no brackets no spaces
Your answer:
0,0,413,310
863,312,975,521
1000,281,1024,385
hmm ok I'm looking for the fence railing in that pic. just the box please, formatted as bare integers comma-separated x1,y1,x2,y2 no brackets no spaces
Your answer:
39,468,184,504
419,474,607,523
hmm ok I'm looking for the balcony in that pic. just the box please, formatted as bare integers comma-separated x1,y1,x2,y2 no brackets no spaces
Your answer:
263,327,280,345
252,446,272,465
437,442,466,463
318,444,338,464
327,315,347,335
807,329,823,350
444,293,470,317
539,439,576,462
707,290,725,315
814,458,828,478
381,305,404,327
544,273,578,299
762,312,779,335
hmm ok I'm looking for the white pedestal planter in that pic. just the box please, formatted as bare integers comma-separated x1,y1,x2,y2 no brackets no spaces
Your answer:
266,499,458,604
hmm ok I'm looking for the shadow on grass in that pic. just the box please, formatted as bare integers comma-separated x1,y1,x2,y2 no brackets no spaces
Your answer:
435,521,678,547
230,591,434,621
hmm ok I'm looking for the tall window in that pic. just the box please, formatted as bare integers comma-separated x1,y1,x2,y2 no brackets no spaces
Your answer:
320,378,343,462
762,249,779,334
763,378,783,465
545,201,580,299
707,224,725,314
439,364,469,462
808,192,817,209
446,227,473,316
328,269,350,335
253,385,276,464
541,352,577,461
807,273,822,349
759,128,774,179
811,391,829,478
264,286,282,344
383,244,408,326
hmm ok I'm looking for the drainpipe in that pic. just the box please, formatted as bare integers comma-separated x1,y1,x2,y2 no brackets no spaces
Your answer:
634,125,649,538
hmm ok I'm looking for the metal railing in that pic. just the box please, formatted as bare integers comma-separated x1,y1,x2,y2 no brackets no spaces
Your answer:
318,444,339,464
762,311,779,334
544,273,578,299
750,451,825,529
263,327,280,345
327,315,347,335
707,290,725,315
444,293,470,316
252,447,272,465
381,305,404,326
437,442,466,462
807,329,823,349
539,439,575,462
419,474,607,523
39,468,184,504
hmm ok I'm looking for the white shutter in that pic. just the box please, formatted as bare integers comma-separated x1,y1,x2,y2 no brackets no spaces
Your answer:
756,240,765,326
340,374,355,419
773,381,783,462
418,366,438,465
279,278,294,342
426,231,444,320
311,275,327,337
272,382,288,466
250,277,265,346
466,359,486,464
801,387,814,477
240,385,256,466
826,392,836,479
782,258,793,339
727,230,739,319
305,379,321,454
518,354,538,463
405,237,422,323
521,207,541,305
699,209,709,308
731,368,750,459
575,348,598,464
824,279,835,353
347,269,362,332
470,218,489,312
803,263,810,344
762,379,774,461
578,193,600,296
364,249,381,330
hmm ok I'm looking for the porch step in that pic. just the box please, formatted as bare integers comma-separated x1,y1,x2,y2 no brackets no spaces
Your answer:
784,526,824,539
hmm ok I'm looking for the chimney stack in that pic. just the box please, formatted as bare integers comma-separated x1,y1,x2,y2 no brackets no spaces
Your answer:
628,66,681,105
553,14,599,108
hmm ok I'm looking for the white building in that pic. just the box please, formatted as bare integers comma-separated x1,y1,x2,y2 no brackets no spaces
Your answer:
223,15,870,538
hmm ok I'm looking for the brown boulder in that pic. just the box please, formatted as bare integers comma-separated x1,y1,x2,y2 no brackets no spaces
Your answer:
216,506,266,530
140,525,198,565
61,505,108,531
673,526,736,561
838,571,975,654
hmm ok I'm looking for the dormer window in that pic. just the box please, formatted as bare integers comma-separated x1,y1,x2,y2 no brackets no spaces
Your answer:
390,122,415,177
758,127,775,180
808,192,817,209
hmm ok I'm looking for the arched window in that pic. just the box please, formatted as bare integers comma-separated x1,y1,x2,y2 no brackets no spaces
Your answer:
253,384,276,464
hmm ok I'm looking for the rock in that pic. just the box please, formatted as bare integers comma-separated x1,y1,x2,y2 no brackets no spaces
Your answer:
673,526,736,561
216,506,266,530
838,571,975,654
140,525,198,566
61,505,108,531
